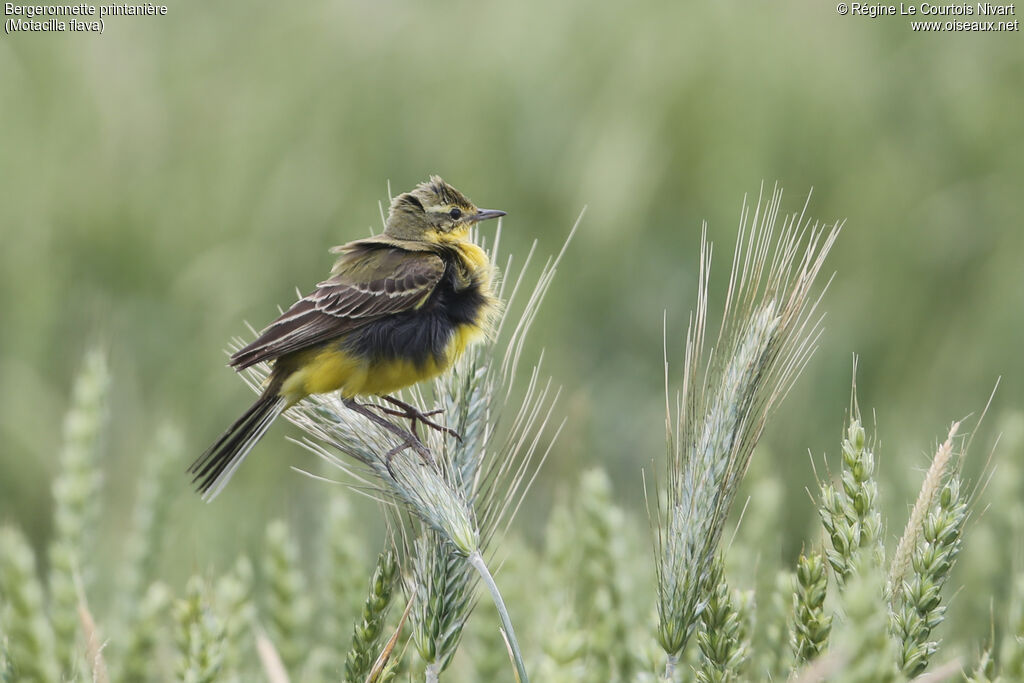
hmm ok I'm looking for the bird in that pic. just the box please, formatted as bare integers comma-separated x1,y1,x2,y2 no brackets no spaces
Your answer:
189,176,505,500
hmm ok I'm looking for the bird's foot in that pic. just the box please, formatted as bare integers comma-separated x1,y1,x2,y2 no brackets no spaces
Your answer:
343,398,438,476
379,395,462,442
382,437,435,479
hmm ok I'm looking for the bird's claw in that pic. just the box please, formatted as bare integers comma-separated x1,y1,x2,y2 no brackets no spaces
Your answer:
383,436,435,479
379,396,462,441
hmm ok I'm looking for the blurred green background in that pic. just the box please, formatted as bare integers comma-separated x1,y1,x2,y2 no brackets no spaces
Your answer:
1,0,1021,616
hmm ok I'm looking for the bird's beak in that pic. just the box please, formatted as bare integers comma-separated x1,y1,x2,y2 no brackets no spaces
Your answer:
470,208,507,223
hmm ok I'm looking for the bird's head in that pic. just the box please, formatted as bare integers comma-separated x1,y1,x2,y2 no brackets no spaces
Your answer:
384,176,506,242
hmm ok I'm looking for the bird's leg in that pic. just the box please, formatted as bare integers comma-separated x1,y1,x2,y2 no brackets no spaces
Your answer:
382,441,417,480
342,398,435,473
378,395,462,442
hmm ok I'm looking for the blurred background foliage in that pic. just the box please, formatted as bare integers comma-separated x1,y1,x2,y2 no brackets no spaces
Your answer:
0,0,1021,656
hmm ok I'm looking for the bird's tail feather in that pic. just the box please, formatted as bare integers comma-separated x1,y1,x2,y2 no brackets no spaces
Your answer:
188,391,287,501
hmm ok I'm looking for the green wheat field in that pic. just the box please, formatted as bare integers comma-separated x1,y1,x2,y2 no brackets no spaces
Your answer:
1,1,1022,681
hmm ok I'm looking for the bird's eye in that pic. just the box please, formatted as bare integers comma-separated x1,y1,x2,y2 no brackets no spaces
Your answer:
449,208,462,220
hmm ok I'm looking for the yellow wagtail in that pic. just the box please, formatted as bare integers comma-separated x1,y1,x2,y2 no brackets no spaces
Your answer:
189,176,504,499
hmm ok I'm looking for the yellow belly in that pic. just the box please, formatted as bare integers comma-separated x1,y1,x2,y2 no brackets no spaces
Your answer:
280,322,484,402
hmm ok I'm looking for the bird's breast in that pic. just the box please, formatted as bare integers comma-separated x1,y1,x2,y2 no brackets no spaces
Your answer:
283,270,497,400
352,320,484,396
348,271,494,366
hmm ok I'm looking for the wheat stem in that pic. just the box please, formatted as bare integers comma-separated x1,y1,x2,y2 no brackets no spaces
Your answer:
468,551,528,683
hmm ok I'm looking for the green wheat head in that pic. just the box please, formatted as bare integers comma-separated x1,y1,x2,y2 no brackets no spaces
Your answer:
653,187,842,668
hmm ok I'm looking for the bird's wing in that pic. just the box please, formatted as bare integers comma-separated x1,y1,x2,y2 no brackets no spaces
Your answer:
229,245,445,369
